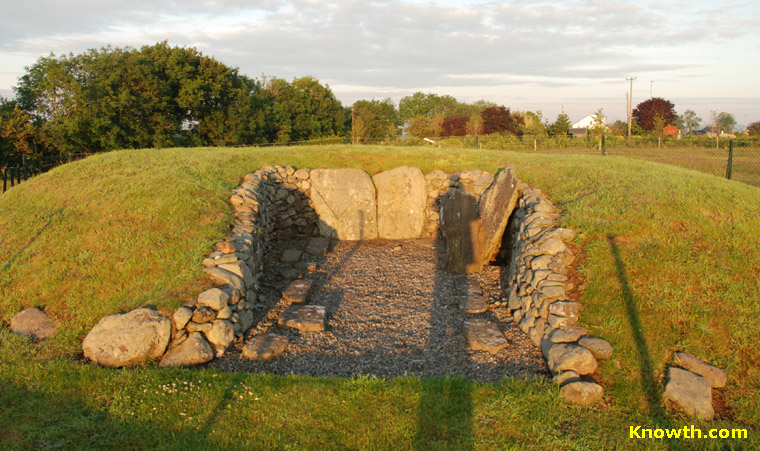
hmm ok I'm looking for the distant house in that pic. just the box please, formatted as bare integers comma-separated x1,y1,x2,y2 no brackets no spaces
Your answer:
662,125,679,137
571,113,609,134
568,128,588,139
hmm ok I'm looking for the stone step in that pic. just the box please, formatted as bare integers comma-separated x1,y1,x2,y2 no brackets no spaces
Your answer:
280,249,303,264
282,279,313,304
463,318,508,354
305,237,330,257
278,305,326,332
459,294,488,314
241,333,288,360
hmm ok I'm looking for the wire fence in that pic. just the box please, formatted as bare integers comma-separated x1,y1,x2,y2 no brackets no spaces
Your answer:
2,135,759,194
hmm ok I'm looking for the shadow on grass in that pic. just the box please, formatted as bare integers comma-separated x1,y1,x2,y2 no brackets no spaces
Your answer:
607,235,663,417
0,207,65,275
414,377,474,450
0,378,211,449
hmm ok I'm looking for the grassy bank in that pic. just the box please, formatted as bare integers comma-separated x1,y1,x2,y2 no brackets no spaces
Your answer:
1,145,758,449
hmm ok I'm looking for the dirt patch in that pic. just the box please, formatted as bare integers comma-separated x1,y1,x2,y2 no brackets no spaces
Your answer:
211,239,548,381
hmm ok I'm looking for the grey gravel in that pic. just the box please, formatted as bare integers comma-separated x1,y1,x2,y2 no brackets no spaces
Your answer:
211,239,548,381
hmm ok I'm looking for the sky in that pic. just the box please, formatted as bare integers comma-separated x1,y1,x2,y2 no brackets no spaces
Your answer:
1,0,759,128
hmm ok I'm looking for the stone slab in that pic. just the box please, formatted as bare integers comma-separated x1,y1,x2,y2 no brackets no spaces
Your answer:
282,279,313,304
560,381,604,405
241,334,289,360
463,318,508,354
477,165,520,266
373,166,427,239
439,188,486,274
305,237,330,256
309,168,378,240
278,305,326,332
280,249,303,264
459,294,489,314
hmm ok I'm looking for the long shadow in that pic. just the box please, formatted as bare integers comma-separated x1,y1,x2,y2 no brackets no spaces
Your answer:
414,184,475,450
607,235,664,416
1,207,65,274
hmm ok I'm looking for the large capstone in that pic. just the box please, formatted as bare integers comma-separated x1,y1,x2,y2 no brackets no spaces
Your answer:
309,168,378,240
82,308,171,367
372,166,427,239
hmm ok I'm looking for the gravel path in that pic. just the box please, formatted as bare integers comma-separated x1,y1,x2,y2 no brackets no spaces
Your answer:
211,239,548,381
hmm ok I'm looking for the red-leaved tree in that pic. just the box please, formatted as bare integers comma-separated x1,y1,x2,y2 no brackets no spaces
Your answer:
441,115,469,136
481,106,523,135
632,97,677,131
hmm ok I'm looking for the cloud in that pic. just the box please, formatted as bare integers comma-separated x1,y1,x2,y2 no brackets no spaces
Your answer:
0,0,758,120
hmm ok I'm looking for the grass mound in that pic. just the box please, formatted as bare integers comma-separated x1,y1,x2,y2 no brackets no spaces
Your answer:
1,146,758,449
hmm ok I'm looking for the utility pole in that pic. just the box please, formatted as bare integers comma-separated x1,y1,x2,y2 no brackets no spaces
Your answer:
627,76,637,138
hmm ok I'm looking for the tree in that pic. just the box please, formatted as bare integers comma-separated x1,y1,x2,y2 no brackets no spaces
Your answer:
607,120,628,136
589,108,607,134
519,111,547,137
747,121,760,137
466,113,483,135
405,115,443,138
716,112,736,134
632,97,677,131
481,106,523,135
547,112,571,136
351,98,397,143
441,115,469,137
679,109,701,135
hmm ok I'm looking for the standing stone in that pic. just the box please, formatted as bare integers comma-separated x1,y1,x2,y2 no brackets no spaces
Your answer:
82,308,171,367
673,352,727,388
477,166,520,265
372,166,427,239
663,367,714,420
309,168,378,240
439,189,486,274
241,334,289,360
463,319,509,354
10,307,58,340
159,332,214,367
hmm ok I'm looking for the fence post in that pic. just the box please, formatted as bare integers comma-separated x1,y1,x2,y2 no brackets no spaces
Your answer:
534,138,537,152
475,135,479,149
726,139,734,180
22,155,29,181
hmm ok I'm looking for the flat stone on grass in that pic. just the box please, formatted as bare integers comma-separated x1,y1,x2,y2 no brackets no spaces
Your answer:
463,319,508,354
459,294,489,314
673,351,727,388
282,279,313,304
10,307,58,340
560,381,604,405
241,334,289,360
663,367,714,420
278,305,326,332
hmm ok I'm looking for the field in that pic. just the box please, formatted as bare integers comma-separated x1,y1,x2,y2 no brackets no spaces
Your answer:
1,145,759,449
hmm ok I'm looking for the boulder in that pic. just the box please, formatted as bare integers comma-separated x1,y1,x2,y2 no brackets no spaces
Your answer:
197,288,230,311
477,166,520,265
372,166,427,239
204,267,245,294
578,336,613,360
82,308,171,367
309,168,378,240
172,307,193,330
10,307,57,340
205,320,235,352
241,334,289,360
673,352,727,388
159,332,215,367
663,367,714,420
560,382,604,405
547,343,598,375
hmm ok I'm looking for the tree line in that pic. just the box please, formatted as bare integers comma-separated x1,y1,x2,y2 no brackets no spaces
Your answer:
2,42,757,167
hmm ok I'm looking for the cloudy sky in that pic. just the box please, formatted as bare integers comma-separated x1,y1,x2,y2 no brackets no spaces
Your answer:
1,0,758,126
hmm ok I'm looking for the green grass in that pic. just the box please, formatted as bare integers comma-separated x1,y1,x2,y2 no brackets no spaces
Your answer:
1,145,759,449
